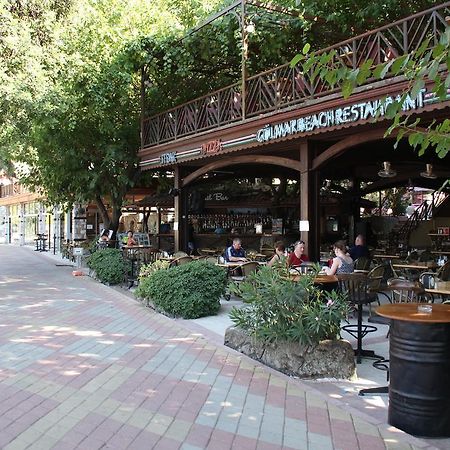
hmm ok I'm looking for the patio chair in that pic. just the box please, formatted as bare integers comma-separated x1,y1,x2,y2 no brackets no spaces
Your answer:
354,256,371,273
169,256,193,267
418,250,432,262
173,251,189,258
437,260,450,281
205,256,219,264
386,278,431,303
230,261,259,282
337,273,381,363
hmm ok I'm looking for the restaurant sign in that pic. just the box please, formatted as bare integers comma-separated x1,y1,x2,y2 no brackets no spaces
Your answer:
160,152,177,165
201,139,223,155
256,89,426,143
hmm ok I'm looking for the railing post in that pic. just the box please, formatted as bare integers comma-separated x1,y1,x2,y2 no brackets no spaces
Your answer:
403,20,408,53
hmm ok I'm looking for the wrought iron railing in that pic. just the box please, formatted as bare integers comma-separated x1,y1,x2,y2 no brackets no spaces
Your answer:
142,2,450,148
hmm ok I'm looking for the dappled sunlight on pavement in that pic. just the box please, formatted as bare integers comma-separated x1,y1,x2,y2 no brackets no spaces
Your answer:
0,245,447,449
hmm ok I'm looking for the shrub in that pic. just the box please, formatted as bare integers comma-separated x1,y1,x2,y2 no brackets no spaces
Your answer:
87,248,128,285
229,265,350,345
135,260,227,319
138,259,170,280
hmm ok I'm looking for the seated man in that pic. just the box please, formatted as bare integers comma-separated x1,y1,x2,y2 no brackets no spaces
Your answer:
225,238,247,262
349,234,370,260
288,240,309,267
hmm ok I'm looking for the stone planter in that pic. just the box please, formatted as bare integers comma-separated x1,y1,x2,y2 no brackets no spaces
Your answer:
224,326,356,379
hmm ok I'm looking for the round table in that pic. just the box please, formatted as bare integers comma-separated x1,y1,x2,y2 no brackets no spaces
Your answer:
376,303,450,437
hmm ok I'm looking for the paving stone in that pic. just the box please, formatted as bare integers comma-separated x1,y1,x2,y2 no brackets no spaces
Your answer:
0,246,447,450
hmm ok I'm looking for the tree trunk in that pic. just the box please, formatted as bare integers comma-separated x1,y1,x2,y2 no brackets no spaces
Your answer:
95,195,111,230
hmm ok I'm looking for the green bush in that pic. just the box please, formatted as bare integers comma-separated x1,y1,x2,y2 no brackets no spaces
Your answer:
135,260,227,319
87,248,128,285
229,265,350,345
138,259,170,280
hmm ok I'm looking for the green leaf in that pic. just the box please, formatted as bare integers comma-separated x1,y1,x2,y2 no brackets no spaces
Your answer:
302,43,311,55
290,53,303,68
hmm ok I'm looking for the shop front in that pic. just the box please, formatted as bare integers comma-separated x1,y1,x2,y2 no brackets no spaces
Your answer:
138,4,450,258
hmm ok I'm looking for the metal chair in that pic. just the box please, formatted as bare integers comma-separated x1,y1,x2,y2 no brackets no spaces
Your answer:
386,278,431,303
337,273,381,363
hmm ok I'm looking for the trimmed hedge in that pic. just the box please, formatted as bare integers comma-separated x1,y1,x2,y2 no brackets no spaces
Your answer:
87,248,128,285
136,260,227,319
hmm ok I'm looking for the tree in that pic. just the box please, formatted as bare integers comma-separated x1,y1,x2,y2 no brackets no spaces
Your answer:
291,27,450,158
0,0,224,235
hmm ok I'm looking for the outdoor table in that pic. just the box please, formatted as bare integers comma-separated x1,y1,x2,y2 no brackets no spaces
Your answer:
376,303,450,437
122,246,153,287
373,254,401,260
286,273,338,284
393,261,438,271
425,280,450,298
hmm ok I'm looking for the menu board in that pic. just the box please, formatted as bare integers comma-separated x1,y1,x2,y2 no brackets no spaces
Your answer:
73,218,87,240
272,218,283,235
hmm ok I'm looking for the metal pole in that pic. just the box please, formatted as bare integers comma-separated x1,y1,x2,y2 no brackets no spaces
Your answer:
241,0,247,120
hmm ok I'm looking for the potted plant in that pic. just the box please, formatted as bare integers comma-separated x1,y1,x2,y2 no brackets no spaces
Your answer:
225,264,356,379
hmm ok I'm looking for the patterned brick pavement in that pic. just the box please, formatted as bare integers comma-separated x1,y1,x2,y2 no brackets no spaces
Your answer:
0,246,443,449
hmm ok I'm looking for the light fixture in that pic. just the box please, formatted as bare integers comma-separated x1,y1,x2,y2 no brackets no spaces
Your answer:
378,161,397,178
246,20,255,33
420,164,437,179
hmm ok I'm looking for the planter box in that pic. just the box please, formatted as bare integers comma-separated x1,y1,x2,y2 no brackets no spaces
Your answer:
224,326,356,379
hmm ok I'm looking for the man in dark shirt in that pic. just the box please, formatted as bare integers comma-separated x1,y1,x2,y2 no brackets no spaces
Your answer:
225,238,247,262
348,234,370,260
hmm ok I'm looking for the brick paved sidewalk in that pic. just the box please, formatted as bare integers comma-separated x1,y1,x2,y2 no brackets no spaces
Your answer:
0,246,441,449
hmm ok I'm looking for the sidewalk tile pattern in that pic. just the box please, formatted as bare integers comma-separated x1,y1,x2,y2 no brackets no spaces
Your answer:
0,246,443,449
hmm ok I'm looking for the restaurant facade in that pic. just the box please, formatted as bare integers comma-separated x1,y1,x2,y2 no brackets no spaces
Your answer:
138,3,450,259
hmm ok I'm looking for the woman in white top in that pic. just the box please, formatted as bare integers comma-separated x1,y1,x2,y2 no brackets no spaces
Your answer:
325,240,354,275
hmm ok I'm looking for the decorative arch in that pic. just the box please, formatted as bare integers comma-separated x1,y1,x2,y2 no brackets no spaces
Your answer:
311,128,390,171
182,155,302,187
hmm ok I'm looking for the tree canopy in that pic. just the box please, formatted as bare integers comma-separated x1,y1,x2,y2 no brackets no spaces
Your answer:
0,0,443,234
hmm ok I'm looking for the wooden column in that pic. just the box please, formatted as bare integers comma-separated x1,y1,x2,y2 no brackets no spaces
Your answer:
299,141,319,261
174,167,181,252
173,167,188,253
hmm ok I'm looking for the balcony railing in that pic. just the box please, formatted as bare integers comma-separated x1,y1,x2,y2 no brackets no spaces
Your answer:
0,183,29,198
142,2,450,148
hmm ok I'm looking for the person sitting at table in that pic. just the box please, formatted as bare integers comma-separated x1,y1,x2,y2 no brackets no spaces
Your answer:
225,238,247,262
267,241,286,267
125,230,137,246
98,229,110,243
325,240,354,275
288,240,309,267
348,234,370,260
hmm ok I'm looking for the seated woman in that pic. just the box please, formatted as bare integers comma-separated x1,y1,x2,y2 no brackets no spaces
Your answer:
267,241,286,267
125,230,137,246
324,240,354,275
288,240,309,267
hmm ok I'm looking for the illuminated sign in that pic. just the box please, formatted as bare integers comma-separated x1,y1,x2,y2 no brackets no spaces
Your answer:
256,89,426,143
201,140,223,155
159,152,177,165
